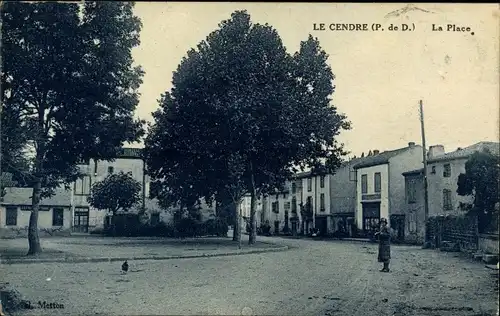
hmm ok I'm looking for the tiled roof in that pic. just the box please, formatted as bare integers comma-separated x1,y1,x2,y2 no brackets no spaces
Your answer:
353,146,418,169
1,187,72,206
117,147,143,159
402,168,424,176
291,155,375,179
427,142,500,163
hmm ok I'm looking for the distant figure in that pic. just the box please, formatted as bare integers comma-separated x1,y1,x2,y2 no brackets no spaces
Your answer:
375,218,391,272
121,260,129,274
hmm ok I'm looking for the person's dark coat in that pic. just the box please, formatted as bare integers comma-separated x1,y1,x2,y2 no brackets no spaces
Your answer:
377,227,391,263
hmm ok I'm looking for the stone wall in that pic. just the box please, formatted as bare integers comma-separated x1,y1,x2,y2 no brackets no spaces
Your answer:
478,234,499,255
426,215,478,252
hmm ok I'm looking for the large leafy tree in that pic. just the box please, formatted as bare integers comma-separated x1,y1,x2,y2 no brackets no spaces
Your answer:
457,149,500,233
144,10,349,245
1,2,144,254
88,171,142,235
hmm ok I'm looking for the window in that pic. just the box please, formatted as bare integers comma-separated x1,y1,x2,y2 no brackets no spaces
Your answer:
320,175,325,188
443,189,452,210
291,197,297,213
320,193,325,212
52,208,64,226
307,178,312,192
284,202,291,211
6,207,17,226
272,201,279,214
144,182,150,198
443,164,451,177
291,183,296,194
407,179,417,203
74,175,91,195
374,173,381,193
306,196,313,212
150,213,160,226
108,166,114,174
408,211,417,233
361,174,368,194
431,166,436,174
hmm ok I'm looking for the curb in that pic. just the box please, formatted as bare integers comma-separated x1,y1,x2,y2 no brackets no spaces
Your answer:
0,245,289,265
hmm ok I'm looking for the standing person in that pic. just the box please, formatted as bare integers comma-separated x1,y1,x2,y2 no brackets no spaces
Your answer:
375,218,391,272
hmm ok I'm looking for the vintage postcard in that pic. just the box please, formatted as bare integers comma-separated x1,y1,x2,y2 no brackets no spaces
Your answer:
0,2,498,316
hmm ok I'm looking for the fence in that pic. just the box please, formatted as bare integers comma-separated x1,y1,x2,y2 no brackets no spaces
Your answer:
426,214,499,255
426,214,478,252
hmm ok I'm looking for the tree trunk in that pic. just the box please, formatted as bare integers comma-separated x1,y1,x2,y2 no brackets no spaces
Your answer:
111,210,117,237
27,178,42,255
249,162,257,245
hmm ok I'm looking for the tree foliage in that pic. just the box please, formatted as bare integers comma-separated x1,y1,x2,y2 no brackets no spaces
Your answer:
457,149,500,232
144,10,350,244
1,1,144,254
88,171,142,215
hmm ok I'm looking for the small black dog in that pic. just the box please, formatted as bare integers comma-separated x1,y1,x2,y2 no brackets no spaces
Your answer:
121,260,129,274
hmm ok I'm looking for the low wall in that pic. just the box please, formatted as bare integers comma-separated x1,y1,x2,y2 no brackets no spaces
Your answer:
478,234,499,255
0,227,72,239
426,215,478,252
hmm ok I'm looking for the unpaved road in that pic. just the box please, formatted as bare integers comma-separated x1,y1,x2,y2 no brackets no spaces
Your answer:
1,237,498,316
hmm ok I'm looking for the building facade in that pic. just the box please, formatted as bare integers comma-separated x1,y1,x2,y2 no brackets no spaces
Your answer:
1,147,217,235
72,148,157,232
329,158,366,237
402,168,425,244
401,141,499,243
353,142,424,238
426,142,499,219
239,193,264,232
0,187,72,237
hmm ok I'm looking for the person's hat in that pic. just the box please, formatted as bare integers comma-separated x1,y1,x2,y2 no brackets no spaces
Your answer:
380,218,388,224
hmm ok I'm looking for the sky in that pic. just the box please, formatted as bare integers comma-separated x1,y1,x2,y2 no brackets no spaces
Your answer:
128,3,499,158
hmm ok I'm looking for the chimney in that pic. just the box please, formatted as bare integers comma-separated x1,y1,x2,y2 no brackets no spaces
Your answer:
428,145,445,159
368,150,373,156
408,142,416,148
373,150,379,155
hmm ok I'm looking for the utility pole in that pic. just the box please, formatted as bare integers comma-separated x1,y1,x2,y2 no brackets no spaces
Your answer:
419,100,430,248
0,4,3,203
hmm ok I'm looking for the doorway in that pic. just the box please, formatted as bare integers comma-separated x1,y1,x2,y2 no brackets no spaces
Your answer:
390,214,406,242
362,202,381,236
315,216,328,236
73,209,89,233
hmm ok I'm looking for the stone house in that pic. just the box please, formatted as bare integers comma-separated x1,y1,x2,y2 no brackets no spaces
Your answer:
401,141,499,244
426,142,499,219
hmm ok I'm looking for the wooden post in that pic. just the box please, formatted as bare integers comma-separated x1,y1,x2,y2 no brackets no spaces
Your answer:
419,100,430,247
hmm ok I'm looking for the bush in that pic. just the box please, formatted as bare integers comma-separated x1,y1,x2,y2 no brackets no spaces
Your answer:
259,222,272,236
209,217,228,237
175,217,200,238
96,214,228,238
